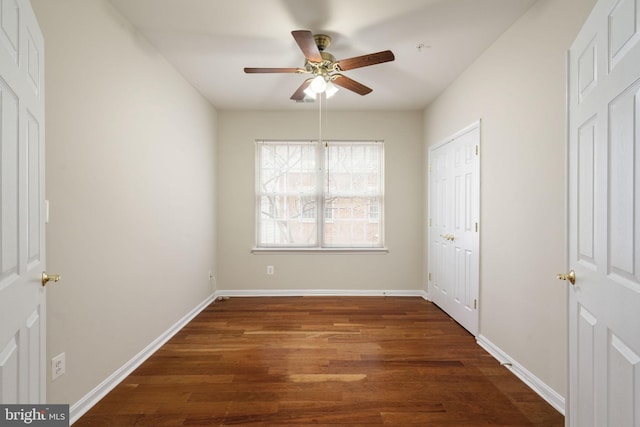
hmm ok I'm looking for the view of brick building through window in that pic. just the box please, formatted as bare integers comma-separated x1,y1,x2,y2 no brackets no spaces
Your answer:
256,140,384,248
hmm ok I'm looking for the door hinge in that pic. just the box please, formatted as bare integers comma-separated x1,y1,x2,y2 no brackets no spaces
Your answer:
475,222,478,232
475,145,479,156
429,218,432,227
474,299,477,309
429,163,432,172
428,273,432,281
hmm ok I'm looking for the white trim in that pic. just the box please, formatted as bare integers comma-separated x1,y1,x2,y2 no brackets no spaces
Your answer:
476,334,565,415
69,293,216,425
430,119,482,150
214,289,429,299
251,247,389,254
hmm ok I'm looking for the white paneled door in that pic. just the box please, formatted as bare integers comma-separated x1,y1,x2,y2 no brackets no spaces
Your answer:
0,0,46,404
428,122,480,336
567,0,640,425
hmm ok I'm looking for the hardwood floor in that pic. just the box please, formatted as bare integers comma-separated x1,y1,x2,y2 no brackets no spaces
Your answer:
75,297,564,426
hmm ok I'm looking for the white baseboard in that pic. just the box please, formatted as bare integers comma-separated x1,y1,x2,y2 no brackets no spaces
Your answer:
69,293,216,425
476,334,565,415
214,289,429,299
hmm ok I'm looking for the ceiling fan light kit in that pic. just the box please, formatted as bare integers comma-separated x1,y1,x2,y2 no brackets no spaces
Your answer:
244,30,395,101
304,78,339,100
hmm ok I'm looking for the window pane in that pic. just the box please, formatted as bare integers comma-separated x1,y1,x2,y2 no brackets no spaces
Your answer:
259,144,316,194
257,142,318,247
323,142,383,247
259,195,317,245
323,196,382,247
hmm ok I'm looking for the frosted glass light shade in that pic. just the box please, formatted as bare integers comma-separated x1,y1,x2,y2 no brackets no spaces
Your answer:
303,87,317,99
325,81,339,98
310,75,327,93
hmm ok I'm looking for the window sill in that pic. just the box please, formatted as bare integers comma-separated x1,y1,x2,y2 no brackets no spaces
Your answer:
251,247,389,255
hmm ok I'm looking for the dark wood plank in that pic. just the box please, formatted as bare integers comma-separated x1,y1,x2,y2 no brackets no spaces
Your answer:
75,297,563,426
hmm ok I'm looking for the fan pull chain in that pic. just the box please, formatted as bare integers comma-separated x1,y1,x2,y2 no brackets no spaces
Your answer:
318,90,322,147
322,93,331,190
324,90,329,148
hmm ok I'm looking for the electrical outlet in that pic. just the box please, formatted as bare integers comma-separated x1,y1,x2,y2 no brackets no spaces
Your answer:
267,265,274,275
51,352,65,380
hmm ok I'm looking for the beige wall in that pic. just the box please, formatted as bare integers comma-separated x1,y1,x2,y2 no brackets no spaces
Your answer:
423,0,596,396
217,111,424,292
31,0,218,405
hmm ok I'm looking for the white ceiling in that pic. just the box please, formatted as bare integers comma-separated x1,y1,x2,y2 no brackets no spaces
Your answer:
108,0,536,111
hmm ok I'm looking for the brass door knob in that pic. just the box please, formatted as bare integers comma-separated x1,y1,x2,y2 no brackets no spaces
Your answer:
42,272,61,287
557,270,576,285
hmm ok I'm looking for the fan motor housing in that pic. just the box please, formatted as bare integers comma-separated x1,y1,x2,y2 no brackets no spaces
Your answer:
320,51,335,63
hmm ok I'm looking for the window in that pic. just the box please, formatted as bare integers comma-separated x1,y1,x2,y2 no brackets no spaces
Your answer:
256,140,384,249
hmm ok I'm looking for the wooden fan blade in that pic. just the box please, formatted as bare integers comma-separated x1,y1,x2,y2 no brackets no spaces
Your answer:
292,30,322,62
244,67,302,74
336,50,395,71
332,75,372,96
290,78,313,101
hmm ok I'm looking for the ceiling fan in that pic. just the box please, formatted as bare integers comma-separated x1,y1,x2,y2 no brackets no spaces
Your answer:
244,30,395,101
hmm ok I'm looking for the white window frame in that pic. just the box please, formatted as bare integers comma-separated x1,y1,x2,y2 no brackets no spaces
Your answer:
253,140,387,253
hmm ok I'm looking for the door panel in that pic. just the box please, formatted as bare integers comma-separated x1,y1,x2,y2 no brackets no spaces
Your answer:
1,78,19,281
608,334,640,427
568,0,640,424
608,80,639,285
0,0,45,404
0,0,19,65
428,122,480,336
451,132,476,318
0,337,19,403
577,118,596,267
577,305,597,427
430,145,450,303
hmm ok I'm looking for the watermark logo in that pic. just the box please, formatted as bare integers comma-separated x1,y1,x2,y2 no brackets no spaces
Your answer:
0,405,68,426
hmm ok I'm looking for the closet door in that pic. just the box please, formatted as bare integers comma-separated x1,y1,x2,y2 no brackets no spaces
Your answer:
428,122,480,336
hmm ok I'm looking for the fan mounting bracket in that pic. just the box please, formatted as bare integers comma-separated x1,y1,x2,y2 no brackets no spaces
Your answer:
313,34,331,51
